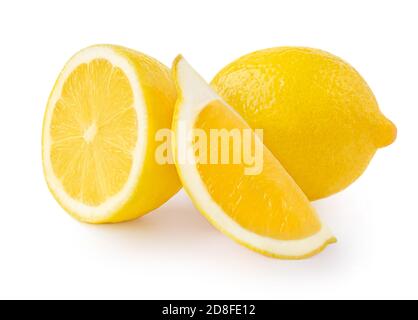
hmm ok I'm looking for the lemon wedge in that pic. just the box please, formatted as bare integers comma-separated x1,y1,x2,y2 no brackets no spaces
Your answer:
172,56,336,259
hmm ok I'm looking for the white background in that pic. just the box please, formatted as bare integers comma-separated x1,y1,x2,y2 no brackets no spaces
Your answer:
0,0,416,300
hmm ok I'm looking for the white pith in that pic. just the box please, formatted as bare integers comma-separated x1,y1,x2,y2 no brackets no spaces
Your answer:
174,57,334,257
43,46,148,221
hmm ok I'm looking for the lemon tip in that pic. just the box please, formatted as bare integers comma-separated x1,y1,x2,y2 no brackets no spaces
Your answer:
376,118,397,148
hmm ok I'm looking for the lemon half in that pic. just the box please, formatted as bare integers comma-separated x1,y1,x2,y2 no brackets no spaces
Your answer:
172,56,336,259
42,45,181,223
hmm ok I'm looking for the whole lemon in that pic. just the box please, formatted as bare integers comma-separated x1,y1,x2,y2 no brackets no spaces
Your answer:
211,47,396,200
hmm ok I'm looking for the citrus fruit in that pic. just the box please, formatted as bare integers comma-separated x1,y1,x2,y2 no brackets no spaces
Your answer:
42,45,181,223
172,56,336,259
211,47,397,200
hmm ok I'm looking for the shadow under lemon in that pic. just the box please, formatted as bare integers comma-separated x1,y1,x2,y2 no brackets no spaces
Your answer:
82,191,215,249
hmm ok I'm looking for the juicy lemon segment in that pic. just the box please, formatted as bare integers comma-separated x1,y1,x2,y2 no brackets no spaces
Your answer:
195,101,321,240
173,56,335,259
50,59,137,206
43,45,181,223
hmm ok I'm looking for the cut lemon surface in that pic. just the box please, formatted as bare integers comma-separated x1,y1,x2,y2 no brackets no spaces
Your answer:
43,45,181,223
172,56,336,259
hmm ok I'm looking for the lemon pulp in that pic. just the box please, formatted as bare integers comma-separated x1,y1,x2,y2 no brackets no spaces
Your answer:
195,101,322,240
49,59,137,206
